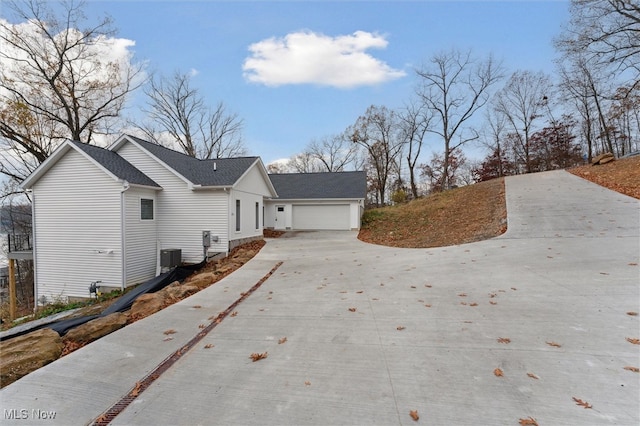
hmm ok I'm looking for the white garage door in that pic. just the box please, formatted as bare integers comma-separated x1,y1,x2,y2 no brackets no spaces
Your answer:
292,204,350,230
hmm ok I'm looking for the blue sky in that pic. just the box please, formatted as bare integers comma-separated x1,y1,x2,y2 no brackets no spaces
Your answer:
85,1,570,164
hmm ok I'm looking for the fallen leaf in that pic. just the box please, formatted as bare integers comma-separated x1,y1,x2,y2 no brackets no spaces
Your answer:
304,381,311,386
572,397,592,409
494,368,504,377
424,304,432,308
163,337,173,341
599,272,609,275
626,337,640,345
511,287,517,291
460,302,467,305
623,366,639,372
356,290,364,294
192,305,202,309
519,417,538,426
349,307,357,312
204,343,214,349
489,293,497,298
627,311,638,316
397,326,406,331
409,410,419,421
527,373,539,380
546,341,562,348
629,262,638,266
249,352,268,362
497,337,511,344
278,337,287,344
470,302,478,307
410,286,416,289
490,301,497,305
230,311,238,317
163,329,177,335
130,381,142,397
425,284,432,288
198,324,206,329
458,293,467,297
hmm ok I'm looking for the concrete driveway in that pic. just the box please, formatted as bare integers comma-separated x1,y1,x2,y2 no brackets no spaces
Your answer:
1,170,639,425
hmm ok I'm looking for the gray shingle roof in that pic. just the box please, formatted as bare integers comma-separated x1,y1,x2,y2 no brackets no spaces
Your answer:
268,171,366,199
71,141,161,188
125,135,259,186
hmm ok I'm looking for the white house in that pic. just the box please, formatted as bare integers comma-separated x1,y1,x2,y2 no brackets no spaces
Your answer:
20,135,366,303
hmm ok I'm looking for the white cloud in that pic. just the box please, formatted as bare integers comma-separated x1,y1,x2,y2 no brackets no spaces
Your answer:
242,30,406,88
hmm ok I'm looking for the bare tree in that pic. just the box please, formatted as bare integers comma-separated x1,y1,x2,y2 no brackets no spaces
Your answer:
0,0,143,186
398,100,431,198
493,70,553,173
308,132,361,172
349,105,403,206
141,71,246,159
557,0,640,81
415,48,503,190
481,106,509,177
287,151,324,173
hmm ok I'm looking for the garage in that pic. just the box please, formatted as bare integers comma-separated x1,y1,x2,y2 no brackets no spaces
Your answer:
292,204,351,230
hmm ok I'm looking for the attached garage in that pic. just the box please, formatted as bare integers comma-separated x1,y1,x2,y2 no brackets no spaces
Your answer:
292,204,351,230
265,171,366,231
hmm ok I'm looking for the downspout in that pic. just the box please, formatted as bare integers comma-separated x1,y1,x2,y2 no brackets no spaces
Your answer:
29,190,38,312
224,187,230,256
120,181,130,291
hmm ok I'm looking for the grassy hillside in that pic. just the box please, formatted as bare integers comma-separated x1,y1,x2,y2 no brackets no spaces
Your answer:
359,155,640,248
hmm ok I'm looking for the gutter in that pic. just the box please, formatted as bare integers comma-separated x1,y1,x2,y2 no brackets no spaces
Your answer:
120,181,130,291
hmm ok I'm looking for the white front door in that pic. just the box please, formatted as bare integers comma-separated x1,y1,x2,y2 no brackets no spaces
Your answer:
274,205,286,230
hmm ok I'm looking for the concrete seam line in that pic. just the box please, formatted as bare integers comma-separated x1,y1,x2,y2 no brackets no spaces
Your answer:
89,261,284,426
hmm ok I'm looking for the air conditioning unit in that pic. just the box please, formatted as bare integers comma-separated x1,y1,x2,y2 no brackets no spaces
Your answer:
160,249,181,267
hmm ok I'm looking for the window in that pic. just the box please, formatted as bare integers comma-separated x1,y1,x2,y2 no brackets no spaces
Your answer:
141,198,154,220
235,199,241,231
255,202,259,229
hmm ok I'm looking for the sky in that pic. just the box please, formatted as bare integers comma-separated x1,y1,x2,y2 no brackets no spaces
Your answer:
9,0,571,165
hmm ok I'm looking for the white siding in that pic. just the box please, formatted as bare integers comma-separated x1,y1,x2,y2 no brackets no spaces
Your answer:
124,188,158,285
229,189,263,243
116,142,229,261
32,150,122,302
229,164,272,243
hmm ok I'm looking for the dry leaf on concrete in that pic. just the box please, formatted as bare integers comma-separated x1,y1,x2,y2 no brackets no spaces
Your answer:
409,410,419,421
497,337,511,344
572,397,592,409
519,417,538,426
625,337,640,345
250,352,268,362
494,368,504,377
278,337,287,344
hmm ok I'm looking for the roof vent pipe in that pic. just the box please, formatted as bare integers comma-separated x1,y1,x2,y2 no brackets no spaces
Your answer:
214,162,217,171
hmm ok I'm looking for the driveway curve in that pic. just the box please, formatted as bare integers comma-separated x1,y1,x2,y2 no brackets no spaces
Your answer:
1,170,638,425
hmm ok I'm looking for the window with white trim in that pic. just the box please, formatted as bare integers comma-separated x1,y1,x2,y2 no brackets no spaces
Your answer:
141,198,154,220
235,199,241,231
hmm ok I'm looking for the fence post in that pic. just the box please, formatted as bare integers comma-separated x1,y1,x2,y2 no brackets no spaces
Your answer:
8,258,17,320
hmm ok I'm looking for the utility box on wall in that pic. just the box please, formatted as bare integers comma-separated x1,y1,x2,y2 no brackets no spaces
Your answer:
160,249,182,268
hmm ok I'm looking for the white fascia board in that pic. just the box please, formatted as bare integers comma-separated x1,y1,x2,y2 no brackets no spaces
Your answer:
112,134,194,187
233,158,278,197
21,140,123,189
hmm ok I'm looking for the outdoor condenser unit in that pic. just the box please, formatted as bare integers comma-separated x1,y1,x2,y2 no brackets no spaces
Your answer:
160,249,182,268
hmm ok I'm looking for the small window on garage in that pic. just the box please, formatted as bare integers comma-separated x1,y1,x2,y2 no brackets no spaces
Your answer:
277,206,284,212
141,198,154,220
